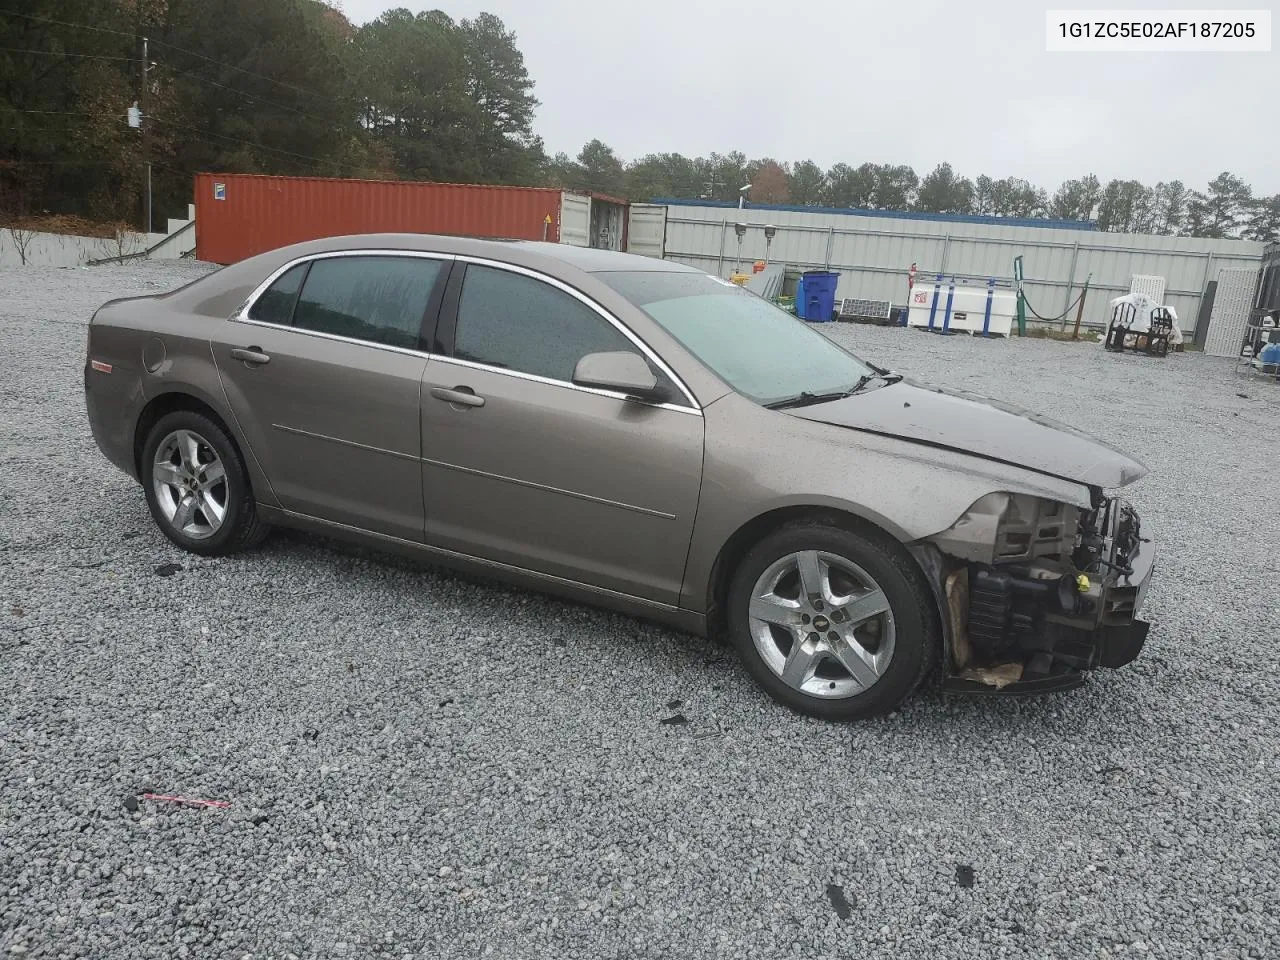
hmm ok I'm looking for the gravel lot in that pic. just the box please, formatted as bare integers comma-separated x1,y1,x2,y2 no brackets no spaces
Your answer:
2,260,1278,960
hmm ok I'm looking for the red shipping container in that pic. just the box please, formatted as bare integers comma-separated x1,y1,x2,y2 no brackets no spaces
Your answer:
194,173,577,264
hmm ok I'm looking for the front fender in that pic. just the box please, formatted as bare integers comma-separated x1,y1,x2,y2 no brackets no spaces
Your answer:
680,393,1091,613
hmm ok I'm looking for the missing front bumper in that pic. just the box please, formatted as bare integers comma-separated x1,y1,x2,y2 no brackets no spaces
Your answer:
938,498,1156,696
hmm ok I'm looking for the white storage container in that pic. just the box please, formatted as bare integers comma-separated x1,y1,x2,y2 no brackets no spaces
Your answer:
907,277,1016,336
627,203,667,258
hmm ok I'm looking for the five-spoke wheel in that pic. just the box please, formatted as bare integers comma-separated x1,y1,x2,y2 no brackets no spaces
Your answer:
141,411,270,556
727,520,939,720
748,549,896,699
151,428,229,540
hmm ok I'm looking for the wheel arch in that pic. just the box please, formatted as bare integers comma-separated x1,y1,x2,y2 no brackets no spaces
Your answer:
132,388,277,508
134,390,229,474
703,504,938,642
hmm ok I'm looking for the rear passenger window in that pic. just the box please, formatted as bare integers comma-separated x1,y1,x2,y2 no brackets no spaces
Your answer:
248,262,306,326
454,265,680,400
292,256,442,350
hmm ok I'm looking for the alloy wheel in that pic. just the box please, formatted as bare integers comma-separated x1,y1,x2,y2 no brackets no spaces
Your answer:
747,550,897,699
151,429,228,540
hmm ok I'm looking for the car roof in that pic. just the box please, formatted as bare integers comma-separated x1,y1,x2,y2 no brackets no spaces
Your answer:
506,241,699,274
166,233,710,335
243,233,701,276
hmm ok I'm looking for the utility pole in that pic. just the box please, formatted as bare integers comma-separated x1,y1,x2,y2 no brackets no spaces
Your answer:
139,35,151,234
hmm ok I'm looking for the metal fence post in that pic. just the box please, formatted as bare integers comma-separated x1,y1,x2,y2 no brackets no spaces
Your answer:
824,226,834,270
939,234,952,275
1198,250,1215,325
1061,240,1080,328
716,219,727,276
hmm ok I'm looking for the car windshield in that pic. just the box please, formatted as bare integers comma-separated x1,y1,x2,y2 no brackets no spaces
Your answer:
596,270,875,407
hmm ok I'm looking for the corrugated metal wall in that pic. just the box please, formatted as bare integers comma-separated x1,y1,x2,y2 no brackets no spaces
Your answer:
658,203,1265,335
195,174,569,264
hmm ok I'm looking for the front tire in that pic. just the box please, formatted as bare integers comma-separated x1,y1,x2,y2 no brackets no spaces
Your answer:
141,411,269,556
726,520,939,721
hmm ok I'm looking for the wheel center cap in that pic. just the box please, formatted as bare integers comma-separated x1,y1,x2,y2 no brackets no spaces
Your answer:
812,615,830,632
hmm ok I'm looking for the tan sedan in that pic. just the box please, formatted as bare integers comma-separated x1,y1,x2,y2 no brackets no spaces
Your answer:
85,235,1155,720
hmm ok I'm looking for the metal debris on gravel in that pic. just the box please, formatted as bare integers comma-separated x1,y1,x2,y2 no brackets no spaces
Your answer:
1,261,1278,959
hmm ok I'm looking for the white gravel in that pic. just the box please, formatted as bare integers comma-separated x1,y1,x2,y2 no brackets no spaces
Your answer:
2,261,1279,959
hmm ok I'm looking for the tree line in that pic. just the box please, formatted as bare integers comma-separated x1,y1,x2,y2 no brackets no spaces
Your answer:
548,144,1278,241
2,1,1276,243
1,1,544,228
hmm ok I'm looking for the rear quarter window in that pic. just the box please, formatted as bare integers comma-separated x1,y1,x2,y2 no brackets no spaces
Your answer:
248,263,307,326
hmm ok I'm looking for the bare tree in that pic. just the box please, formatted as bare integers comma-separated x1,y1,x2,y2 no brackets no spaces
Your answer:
6,222,38,265
0,171,41,265
95,222,143,263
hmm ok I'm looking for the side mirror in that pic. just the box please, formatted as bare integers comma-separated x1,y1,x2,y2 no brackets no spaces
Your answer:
573,351,666,402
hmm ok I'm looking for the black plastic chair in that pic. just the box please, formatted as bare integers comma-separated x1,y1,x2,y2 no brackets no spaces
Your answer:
1105,302,1136,352
1146,309,1173,358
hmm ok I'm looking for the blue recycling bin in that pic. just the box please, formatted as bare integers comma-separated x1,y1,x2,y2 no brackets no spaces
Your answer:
797,271,838,322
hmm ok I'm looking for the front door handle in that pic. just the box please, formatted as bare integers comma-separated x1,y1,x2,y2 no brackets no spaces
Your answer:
430,386,485,408
231,347,271,366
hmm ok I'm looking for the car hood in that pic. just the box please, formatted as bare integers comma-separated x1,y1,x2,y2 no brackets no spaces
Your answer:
789,379,1148,488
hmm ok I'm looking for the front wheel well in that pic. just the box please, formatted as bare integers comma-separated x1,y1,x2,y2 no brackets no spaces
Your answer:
133,392,239,477
705,506,922,641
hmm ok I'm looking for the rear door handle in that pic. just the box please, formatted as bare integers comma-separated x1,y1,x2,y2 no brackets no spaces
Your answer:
231,347,271,365
430,386,485,408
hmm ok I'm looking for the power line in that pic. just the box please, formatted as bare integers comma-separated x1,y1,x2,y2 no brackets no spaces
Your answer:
149,116,330,167
151,158,202,180
4,108,330,170
2,52,332,128
1,9,331,104
0,46,142,62
2,14,338,178
0,10,135,39
161,60,332,125
1,109,97,117
151,38,328,105
2,12,335,125
0,157,103,166
1,150,204,181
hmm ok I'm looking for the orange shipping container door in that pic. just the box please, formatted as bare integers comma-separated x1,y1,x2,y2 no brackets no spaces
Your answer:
194,173,565,264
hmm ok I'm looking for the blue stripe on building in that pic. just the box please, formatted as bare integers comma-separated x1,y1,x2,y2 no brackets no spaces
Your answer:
651,198,1099,232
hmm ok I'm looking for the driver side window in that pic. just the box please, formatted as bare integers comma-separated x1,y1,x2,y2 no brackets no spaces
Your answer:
453,264,684,402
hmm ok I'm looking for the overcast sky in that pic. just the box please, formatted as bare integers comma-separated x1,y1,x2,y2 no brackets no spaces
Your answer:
340,0,1277,195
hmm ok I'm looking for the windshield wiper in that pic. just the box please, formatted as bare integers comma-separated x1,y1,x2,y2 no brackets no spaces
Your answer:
763,390,851,410
764,371,903,410
846,370,903,394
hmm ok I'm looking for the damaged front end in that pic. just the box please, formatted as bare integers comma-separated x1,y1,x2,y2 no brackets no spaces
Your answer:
914,491,1156,695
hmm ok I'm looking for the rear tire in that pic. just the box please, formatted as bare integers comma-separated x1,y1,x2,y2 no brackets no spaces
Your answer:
141,411,270,556
726,520,939,721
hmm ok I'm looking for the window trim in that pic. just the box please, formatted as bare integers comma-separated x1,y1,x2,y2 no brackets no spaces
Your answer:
429,353,700,416
233,250,456,358
440,255,701,412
